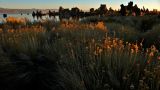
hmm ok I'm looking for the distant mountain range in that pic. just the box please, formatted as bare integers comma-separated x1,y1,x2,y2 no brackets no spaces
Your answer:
0,8,58,14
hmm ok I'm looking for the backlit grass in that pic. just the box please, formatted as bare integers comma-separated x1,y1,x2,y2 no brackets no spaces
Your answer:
0,16,159,90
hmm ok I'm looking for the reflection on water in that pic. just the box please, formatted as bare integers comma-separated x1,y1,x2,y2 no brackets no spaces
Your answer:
0,13,59,23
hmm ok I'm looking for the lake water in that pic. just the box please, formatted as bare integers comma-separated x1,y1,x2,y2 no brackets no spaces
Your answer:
0,13,59,23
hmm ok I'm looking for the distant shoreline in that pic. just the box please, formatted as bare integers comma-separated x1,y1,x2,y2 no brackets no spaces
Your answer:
0,8,58,14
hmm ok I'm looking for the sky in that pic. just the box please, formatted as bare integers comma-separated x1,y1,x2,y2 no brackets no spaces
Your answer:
0,0,159,10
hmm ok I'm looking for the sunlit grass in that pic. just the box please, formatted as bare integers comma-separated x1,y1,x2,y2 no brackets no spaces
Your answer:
0,16,159,90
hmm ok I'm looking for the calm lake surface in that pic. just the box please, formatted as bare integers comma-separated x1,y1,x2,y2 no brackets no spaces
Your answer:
0,13,59,23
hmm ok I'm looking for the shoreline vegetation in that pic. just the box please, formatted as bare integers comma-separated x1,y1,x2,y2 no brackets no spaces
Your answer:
0,1,160,90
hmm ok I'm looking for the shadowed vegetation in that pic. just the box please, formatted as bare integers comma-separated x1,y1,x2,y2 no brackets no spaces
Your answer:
0,15,159,90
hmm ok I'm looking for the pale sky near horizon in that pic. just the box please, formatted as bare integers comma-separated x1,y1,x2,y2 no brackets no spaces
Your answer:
0,0,159,10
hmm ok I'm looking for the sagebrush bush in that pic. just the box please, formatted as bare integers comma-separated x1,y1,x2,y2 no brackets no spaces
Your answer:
106,22,140,42
142,24,160,50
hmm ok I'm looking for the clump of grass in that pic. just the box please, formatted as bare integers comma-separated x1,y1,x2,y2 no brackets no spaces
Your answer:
0,28,60,90
52,29,160,90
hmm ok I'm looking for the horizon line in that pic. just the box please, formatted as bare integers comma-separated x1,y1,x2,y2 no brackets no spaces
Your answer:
0,5,160,11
